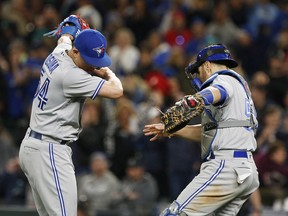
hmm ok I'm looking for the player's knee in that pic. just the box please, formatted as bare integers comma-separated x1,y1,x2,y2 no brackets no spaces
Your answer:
160,201,188,216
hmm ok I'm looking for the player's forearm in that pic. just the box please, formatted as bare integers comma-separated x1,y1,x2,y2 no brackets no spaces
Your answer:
98,68,123,98
105,70,123,98
58,35,73,45
173,124,201,142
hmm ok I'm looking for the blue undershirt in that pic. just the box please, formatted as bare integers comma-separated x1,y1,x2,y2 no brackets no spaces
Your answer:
197,84,227,105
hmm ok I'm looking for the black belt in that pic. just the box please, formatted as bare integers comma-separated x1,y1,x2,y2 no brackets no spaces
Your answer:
210,150,248,159
29,130,70,145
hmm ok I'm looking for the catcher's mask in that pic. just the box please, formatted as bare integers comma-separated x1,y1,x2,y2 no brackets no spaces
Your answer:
185,44,238,79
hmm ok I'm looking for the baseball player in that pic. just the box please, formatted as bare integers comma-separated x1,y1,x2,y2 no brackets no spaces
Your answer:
18,15,123,216
143,44,259,215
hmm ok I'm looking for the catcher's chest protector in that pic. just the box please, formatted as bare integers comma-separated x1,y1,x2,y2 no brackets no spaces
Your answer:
200,70,258,160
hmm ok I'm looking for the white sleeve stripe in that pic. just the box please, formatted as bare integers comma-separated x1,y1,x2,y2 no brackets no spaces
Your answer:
91,79,105,99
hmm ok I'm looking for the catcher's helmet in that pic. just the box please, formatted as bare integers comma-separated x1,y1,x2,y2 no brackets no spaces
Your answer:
185,44,238,79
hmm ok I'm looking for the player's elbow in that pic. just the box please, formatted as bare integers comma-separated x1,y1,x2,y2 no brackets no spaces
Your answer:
99,82,123,98
113,87,124,98
106,86,123,99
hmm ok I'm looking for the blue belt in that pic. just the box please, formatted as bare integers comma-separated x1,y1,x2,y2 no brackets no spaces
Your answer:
29,130,70,145
233,151,248,158
210,150,248,159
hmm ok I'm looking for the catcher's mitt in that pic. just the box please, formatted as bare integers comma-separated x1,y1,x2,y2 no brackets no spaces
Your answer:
161,94,205,134
43,15,90,39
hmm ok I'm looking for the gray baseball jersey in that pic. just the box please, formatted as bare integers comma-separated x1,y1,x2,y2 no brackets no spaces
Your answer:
201,71,258,159
30,42,105,141
172,70,259,216
19,40,106,216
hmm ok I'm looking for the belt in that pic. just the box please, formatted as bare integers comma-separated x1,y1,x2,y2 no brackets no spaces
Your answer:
29,129,70,145
210,150,250,159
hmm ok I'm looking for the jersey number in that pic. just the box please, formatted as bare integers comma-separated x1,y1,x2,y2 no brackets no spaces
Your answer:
35,78,50,110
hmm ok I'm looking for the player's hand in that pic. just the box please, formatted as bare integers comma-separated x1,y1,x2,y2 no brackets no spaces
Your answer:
44,15,90,39
143,123,167,141
92,67,115,80
92,67,105,77
62,33,74,41
57,34,74,45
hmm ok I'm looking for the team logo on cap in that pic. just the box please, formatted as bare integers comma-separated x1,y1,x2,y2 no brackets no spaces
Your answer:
92,44,105,57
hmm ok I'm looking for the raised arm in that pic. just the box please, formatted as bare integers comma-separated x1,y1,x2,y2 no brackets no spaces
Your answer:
57,34,74,45
94,67,123,99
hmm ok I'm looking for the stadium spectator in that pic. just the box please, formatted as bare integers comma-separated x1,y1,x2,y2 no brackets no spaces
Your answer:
0,118,17,174
124,0,156,46
0,157,28,205
109,98,139,180
77,152,122,216
163,10,192,47
74,99,108,173
109,27,140,76
255,140,288,209
256,105,284,154
119,157,158,216
206,1,250,47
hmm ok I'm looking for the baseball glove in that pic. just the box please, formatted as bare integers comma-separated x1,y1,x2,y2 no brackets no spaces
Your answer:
43,15,90,39
161,94,205,134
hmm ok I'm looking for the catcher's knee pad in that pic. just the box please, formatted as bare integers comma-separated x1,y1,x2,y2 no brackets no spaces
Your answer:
160,201,188,216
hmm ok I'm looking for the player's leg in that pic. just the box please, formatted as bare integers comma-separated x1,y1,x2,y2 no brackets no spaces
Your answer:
36,143,77,216
30,186,49,216
215,195,250,216
172,159,258,216
215,164,259,216
182,160,232,215
19,138,49,216
172,160,240,215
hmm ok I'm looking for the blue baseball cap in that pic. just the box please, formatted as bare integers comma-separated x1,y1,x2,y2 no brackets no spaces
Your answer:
74,29,111,67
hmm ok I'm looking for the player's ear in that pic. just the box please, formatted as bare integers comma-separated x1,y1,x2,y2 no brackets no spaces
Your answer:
72,47,79,54
70,47,81,59
203,61,212,74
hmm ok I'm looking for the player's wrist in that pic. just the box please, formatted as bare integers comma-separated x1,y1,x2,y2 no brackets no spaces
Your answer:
58,35,73,45
106,69,116,77
62,34,74,40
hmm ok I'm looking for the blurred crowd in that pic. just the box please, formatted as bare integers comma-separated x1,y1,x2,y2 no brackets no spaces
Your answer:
0,0,288,215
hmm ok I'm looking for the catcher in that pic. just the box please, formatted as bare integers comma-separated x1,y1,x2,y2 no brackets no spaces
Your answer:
18,15,123,216
143,44,260,216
